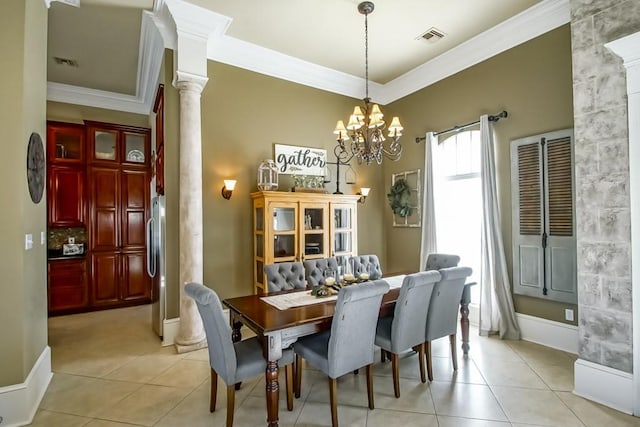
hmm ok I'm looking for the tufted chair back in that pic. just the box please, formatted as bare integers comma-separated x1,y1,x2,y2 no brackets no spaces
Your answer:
350,254,383,279
424,253,460,271
303,257,339,287
264,261,306,293
426,266,473,340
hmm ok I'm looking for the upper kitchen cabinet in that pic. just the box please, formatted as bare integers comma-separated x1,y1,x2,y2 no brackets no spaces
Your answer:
86,121,150,167
47,121,86,227
47,121,85,164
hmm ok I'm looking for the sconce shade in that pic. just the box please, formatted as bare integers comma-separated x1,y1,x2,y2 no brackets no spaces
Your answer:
360,187,370,197
221,179,237,200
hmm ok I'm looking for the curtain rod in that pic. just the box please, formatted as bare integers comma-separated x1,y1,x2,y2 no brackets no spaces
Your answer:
414,110,508,144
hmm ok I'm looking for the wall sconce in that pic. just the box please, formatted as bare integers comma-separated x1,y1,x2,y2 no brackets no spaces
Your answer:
357,187,370,204
221,179,237,200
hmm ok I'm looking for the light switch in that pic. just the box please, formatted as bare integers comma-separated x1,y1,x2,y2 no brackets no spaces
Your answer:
41,231,45,245
25,234,33,250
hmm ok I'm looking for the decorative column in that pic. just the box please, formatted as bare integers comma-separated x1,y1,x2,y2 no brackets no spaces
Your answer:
174,71,208,352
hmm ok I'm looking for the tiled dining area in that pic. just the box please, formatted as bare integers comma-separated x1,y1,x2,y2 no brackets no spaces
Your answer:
30,304,640,427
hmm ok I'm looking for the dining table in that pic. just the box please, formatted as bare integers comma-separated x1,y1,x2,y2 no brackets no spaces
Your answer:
223,274,475,427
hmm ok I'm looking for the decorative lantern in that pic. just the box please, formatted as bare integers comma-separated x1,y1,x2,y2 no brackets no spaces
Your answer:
257,159,278,191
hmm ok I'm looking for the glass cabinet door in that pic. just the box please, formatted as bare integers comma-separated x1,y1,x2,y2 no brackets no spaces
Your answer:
331,204,356,257
124,132,146,164
300,203,329,261
94,130,118,161
271,204,298,261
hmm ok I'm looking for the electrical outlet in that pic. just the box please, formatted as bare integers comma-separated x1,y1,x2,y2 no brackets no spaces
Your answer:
565,308,574,322
68,237,75,244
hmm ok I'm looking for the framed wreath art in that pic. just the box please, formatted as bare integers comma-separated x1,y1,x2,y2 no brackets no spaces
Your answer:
388,170,421,227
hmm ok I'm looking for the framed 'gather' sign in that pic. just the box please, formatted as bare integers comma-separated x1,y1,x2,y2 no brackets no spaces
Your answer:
274,144,327,176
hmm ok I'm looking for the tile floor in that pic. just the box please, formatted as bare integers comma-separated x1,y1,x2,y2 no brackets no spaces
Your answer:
29,304,640,426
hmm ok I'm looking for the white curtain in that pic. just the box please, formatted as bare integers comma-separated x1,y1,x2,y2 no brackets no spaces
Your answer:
479,115,520,339
419,132,438,271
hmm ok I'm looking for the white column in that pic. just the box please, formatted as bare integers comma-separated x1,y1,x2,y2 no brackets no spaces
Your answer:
606,31,640,416
174,71,208,352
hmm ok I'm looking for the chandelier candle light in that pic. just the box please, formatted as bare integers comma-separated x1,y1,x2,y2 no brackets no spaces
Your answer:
334,1,403,165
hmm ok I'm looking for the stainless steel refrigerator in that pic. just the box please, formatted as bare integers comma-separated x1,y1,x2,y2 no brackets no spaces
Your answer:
148,196,166,338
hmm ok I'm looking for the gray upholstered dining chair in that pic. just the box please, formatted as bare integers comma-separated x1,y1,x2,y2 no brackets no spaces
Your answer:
424,253,460,271
374,271,440,397
185,283,295,427
303,257,339,287
293,280,389,427
424,266,473,381
350,254,383,279
264,261,306,293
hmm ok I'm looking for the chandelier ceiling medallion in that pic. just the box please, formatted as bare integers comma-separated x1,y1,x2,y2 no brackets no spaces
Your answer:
333,1,403,166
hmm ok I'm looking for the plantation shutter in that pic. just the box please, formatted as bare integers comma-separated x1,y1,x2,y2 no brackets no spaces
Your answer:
511,129,576,304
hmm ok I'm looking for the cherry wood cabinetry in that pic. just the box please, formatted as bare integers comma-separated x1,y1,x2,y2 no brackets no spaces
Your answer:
46,120,151,315
48,258,88,313
87,122,151,307
153,84,165,195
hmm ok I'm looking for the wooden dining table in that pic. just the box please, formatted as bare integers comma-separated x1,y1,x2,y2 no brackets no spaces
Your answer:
223,277,475,427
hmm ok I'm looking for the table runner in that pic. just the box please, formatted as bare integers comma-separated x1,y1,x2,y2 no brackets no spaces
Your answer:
260,275,407,310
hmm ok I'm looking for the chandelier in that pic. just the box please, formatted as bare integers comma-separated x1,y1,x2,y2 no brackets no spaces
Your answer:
333,1,403,166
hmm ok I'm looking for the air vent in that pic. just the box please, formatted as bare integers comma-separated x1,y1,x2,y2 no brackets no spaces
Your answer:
53,57,79,67
55,0,80,7
417,27,446,43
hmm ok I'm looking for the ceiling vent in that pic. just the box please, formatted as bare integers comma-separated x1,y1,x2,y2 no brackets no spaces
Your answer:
417,27,446,43
53,0,80,7
53,57,79,67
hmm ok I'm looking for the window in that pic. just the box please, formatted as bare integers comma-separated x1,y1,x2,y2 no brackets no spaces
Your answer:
433,129,481,304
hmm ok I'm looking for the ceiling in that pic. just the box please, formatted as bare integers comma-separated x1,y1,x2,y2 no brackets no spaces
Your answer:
47,0,557,112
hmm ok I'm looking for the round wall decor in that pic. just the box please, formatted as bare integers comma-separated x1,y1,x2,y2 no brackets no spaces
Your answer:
27,132,45,204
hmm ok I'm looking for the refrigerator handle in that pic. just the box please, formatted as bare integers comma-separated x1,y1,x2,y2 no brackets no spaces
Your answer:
146,217,156,277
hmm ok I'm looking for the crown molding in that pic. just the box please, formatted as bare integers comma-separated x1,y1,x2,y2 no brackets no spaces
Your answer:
46,0,570,113
378,0,570,104
136,11,165,111
47,82,149,115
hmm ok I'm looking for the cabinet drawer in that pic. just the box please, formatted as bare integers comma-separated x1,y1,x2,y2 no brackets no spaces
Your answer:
48,259,88,312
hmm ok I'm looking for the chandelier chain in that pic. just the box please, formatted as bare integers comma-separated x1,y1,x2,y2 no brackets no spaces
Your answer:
364,11,369,100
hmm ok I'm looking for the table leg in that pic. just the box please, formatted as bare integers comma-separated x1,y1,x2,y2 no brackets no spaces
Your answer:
232,321,243,390
460,301,470,355
231,321,243,343
266,360,280,427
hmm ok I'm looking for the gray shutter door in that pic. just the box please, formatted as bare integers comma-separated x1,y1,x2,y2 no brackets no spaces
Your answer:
543,131,576,303
511,128,576,304
511,138,544,297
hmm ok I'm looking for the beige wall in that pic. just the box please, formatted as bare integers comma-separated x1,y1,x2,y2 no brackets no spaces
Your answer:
383,25,576,324
165,60,387,300
47,101,149,127
0,0,48,386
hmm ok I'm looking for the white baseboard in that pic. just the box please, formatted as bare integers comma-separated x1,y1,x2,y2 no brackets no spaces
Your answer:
161,317,180,347
0,346,52,427
574,358,633,414
516,312,578,354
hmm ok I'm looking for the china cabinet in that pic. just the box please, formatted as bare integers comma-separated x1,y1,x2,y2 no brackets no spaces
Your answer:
251,191,359,294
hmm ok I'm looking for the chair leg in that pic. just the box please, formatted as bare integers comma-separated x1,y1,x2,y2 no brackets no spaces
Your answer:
329,377,338,427
418,343,426,383
426,341,433,381
390,352,400,398
353,369,359,375
450,334,458,371
226,384,235,427
210,368,218,412
295,354,302,398
381,349,386,362
285,363,294,411
366,364,374,409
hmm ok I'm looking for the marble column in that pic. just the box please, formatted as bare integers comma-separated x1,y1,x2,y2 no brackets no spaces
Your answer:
174,71,208,352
